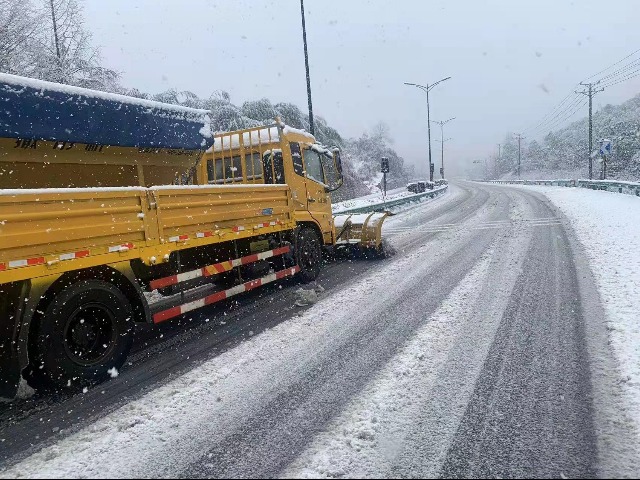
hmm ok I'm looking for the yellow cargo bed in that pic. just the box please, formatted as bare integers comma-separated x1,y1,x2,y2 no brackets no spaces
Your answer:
0,184,295,284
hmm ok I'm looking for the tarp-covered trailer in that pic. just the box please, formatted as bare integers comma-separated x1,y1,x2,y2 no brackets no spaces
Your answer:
0,73,213,188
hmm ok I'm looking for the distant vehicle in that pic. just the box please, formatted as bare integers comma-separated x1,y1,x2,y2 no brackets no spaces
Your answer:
407,180,435,194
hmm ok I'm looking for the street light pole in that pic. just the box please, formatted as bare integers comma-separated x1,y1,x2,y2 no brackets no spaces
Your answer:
300,0,314,135
405,78,451,181
432,117,455,179
426,87,432,181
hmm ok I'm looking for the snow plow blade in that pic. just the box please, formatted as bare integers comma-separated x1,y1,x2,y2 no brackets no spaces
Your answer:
333,212,389,257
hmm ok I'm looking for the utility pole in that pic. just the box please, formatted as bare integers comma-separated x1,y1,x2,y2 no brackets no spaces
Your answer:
577,82,604,180
299,0,314,135
497,143,501,178
514,134,525,179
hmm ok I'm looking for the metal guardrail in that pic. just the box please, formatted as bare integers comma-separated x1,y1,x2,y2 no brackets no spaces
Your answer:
334,185,449,215
484,179,640,197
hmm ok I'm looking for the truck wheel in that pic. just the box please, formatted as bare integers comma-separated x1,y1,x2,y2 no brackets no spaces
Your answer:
32,280,134,389
297,228,322,283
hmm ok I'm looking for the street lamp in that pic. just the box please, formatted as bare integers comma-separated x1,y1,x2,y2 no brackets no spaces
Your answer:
432,117,455,179
405,77,451,181
300,0,314,135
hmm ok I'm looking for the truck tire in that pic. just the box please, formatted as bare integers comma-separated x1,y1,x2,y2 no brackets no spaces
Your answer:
296,227,322,283
32,280,134,389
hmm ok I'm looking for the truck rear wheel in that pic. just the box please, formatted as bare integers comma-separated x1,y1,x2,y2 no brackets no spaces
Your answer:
32,280,134,389
297,227,322,283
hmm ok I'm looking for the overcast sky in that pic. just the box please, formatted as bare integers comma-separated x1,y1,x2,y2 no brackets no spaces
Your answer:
85,0,640,176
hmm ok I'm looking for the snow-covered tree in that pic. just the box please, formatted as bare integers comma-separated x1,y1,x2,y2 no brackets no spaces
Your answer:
0,0,42,75
0,0,119,91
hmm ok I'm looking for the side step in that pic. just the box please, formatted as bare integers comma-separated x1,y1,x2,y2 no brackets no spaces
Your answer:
150,246,291,291
152,266,300,323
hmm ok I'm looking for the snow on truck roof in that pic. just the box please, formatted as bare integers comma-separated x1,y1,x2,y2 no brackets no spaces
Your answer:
210,125,316,153
0,73,213,151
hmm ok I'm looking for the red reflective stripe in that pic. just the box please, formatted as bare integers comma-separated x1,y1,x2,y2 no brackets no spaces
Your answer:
149,246,291,291
0,263,6,272
153,266,300,324
272,246,290,256
242,254,260,265
27,257,46,266
153,306,182,323
204,290,227,306
76,250,90,258
277,267,299,279
150,275,179,291
244,278,263,292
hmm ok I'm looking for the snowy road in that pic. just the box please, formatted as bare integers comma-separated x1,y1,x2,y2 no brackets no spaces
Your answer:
0,181,636,478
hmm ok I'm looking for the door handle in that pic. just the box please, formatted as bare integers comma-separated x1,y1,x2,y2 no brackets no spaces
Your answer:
307,198,316,203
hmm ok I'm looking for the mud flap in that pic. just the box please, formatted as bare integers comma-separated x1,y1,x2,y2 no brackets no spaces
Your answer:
0,282,28,400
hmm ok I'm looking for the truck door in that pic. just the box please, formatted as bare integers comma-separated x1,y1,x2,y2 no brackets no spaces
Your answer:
301,147,333,236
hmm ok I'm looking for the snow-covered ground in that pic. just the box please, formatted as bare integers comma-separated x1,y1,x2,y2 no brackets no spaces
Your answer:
4,182,637,477
510,185,640,436
332,186,447,214
497,168,584,182
0,187,465,479
332,186,410,213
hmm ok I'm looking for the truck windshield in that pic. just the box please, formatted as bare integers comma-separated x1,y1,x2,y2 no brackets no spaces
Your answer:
314,149,343,192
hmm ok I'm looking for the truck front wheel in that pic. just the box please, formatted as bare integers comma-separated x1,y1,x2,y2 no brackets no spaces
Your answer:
32,280,134,389
296,227,322,283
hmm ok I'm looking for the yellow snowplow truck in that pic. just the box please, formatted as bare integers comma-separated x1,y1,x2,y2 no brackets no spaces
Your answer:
0,74,387,398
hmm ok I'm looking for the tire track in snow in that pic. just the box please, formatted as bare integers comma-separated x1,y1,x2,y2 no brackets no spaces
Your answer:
283,189,537,479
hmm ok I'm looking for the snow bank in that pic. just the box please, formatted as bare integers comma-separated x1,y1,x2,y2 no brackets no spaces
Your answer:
516,185,640,435
332,186,447,215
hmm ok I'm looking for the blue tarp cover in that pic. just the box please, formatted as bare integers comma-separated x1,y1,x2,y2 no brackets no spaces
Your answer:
0,74,213,150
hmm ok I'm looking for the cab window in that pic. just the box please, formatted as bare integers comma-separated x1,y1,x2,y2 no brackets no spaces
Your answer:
290,143,304,176
304,151,326,185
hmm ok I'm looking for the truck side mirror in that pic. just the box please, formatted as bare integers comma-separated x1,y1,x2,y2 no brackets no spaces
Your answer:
333,149,343,175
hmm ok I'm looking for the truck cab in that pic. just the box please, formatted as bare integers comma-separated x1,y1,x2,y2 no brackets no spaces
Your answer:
198,122,344,245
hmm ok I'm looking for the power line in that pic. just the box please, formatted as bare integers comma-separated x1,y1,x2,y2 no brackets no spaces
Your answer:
521,47,640,137
600,69,640,89
596,58,640,83
581,47,640,83
526,94,585,136
528,97,588,137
